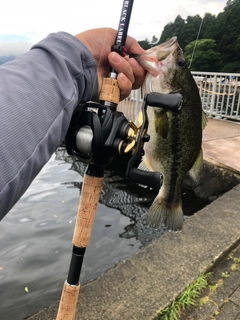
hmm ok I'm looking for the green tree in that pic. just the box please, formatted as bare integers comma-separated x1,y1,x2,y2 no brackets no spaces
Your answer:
139,0,240,72
201,13,217,39
159,14,203,50
159,15,185,45
150,35,158,47
159,22,176,44
215,0,240,71
138,39,151,50
172,15,185,46
185,39,221,71
182,15,202,49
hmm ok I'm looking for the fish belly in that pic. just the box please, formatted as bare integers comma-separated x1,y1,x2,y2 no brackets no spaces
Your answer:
145,105,202,231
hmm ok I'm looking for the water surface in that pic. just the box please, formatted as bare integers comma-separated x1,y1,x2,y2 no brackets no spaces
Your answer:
0,152,141,320
0,147,210,319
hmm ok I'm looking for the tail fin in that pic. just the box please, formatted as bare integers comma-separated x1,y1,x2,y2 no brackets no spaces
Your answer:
146,197,183,231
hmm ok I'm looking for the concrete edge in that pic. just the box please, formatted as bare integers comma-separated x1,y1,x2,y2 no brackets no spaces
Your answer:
203,154,240,175
27,184,240,320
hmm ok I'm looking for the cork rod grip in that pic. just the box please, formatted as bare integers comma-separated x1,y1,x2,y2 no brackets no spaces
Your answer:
56,282,80,320
99,78,120,105
72,174,104,248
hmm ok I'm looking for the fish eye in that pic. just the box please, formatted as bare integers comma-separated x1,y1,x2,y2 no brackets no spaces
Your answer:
177,59,186,67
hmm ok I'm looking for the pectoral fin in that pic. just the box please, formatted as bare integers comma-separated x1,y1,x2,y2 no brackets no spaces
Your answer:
154,111,169,138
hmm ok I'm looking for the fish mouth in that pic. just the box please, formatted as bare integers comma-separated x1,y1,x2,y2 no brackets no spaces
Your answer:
157,36,178,49
129,37,178,61
146,37,179,65
130,37,180,78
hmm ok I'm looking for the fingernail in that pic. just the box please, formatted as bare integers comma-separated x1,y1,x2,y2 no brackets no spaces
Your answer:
111,52,121,64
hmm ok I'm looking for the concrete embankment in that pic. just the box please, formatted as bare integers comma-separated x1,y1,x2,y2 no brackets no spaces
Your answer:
27,118,240,320
27,184,240,320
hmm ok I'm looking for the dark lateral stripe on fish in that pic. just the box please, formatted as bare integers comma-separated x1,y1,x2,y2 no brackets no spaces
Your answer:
167,113,182,204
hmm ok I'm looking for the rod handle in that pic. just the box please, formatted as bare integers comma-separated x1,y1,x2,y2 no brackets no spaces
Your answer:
72,174,104,248
99,77,120,105
56,282,80,320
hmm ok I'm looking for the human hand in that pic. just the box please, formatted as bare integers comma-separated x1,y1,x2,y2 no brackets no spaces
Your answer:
75,28,146,101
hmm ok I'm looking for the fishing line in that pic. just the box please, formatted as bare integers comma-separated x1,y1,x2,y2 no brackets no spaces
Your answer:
188,18,203,69
92,27,110,97
188,2,207,69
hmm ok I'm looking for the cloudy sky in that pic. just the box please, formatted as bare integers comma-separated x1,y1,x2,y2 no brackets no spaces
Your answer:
0,0,227,56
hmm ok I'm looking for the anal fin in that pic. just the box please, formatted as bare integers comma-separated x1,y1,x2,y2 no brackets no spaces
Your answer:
188,148,203,185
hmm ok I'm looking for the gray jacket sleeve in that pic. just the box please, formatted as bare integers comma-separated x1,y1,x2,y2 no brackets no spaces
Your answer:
0,32,98,219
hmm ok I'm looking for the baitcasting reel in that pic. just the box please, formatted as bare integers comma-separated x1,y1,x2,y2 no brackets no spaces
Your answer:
65,91,183,191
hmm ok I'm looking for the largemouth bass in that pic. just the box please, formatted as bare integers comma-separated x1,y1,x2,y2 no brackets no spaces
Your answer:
133,37,207,231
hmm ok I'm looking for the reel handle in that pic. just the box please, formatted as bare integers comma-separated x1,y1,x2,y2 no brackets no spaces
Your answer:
147,92,183,111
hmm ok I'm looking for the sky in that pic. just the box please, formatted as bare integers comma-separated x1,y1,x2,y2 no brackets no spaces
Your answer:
0,0,227,56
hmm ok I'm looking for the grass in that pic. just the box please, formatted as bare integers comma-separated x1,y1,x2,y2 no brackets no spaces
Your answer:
221,271,229,278
155,272,212,320
155,249,240,320
230,257,240,271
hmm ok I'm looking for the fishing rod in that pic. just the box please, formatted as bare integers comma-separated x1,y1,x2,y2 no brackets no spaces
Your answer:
56,0,183,319
56,2,135,319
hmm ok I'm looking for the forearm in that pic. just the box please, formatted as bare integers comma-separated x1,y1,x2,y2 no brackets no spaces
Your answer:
0,32,98,219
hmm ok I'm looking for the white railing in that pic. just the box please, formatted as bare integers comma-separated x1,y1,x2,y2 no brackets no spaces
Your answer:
118,72,240,122
118,88,143,120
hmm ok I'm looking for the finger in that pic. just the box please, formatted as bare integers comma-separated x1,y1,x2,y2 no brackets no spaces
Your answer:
117,73,132,101
128,57,146,90
124,35,146,55
108,52,135,84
